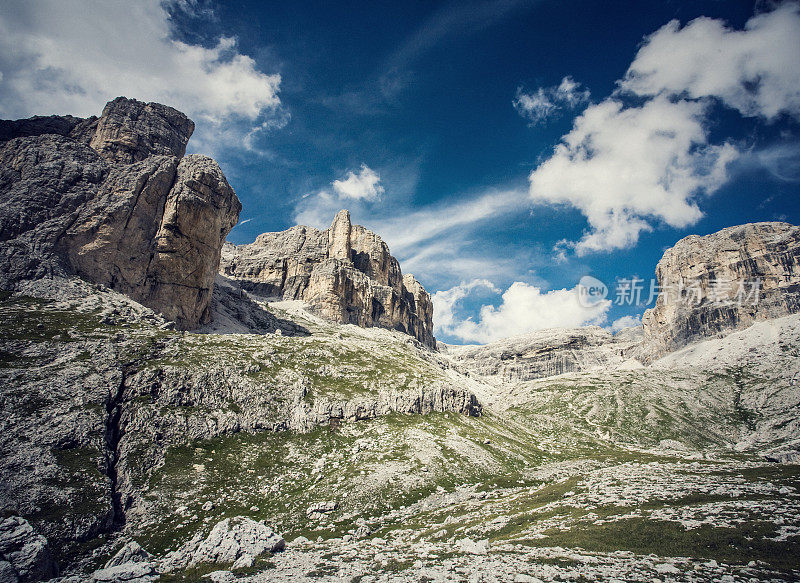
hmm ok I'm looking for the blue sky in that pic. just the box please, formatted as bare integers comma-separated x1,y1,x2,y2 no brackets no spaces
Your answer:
2,0,799,343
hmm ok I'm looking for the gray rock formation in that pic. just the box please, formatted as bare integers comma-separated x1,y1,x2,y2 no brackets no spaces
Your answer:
0,517,57,582
444,326,640,382
165,517,284,571
89,562,157,583
289,384,480,432
88,97,194,164
641,222,800,359
104,542,151,569
0,97,240,329
0,276,477,577
220,210,436,347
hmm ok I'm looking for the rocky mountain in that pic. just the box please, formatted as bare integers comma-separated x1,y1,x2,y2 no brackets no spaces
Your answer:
0,97,241,329
1,99,799,582
640,222,800,359
443,326,642,385
220,209,436,347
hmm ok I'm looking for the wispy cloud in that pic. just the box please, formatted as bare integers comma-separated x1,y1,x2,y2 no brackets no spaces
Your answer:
369,188,529,253
514,76,590,125
383,0,535,75
323,0,539,111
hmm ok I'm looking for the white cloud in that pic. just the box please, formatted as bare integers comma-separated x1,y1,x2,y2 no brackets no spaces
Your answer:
514,76,590,124
434,280,611,344
610,314,641,333
529,96,738,254
0,0,282,141
527,5,799,256
621,3,800,121
432,279,500,333
294,164,387,228
332,165,385,201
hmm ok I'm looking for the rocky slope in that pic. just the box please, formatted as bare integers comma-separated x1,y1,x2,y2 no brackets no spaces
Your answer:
0,97,241,329
0,277,478,578
640,222,800,359
220,210,436,348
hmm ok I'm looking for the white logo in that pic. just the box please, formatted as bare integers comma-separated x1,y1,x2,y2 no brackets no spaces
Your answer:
578,275,608,307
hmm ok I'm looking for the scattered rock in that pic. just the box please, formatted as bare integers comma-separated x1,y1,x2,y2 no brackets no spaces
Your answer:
306,501,338,520
91,562,157,583
655,563,681,575
457,538,489,555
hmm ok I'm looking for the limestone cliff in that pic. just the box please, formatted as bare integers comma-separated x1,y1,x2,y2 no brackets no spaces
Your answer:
640,222,800,359
0,97,241,329
443,326,641,383
220,210,436,347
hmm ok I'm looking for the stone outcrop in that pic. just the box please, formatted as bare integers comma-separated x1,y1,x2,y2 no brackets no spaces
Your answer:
0,517,57,583
288,383,481,432
220,210,436,347
0,97,240,329
444,326,641,383
88,97,194,164
640,222,800,359
165,517,284,571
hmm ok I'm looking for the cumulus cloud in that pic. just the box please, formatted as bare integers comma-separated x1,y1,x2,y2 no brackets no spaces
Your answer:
433,280,611,343
332,165,385,201
432,279,500,333
0,0,282,142
294,164,386,227
514,76,591,124
529,96,738,254
621,3,800,121
527,5,799,255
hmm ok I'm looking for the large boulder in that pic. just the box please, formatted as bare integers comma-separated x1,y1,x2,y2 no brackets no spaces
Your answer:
640,222,800,359
221,210,436,347
0,97,240,329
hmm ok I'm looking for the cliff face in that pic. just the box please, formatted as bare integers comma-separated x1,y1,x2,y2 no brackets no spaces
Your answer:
221,210,436,347
0,97,241,329
640,222,800,359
